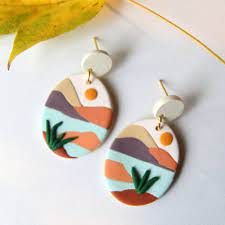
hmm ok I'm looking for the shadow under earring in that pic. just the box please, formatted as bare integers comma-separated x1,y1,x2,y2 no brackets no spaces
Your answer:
104,80,184,206
42,37,114,158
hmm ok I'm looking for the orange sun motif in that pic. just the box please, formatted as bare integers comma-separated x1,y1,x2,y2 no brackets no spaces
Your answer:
85,88,98,100
160,132,173,146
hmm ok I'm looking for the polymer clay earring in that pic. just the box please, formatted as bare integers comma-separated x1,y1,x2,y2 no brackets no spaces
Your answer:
42,37,114,158
105,80,184,206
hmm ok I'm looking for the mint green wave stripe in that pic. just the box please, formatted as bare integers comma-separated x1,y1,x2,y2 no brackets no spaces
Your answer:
107,150,175,198
64,142,90,157
106,178,134,192
42,107,107,141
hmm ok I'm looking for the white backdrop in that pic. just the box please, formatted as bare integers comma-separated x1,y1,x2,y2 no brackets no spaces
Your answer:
0,0,225,224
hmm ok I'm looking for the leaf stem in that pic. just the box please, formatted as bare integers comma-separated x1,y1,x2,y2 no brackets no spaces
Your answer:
127,0,225,66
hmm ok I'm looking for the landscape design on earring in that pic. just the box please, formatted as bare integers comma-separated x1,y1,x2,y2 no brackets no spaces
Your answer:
105,119,179,206
42,74,113,158
104,80,184,206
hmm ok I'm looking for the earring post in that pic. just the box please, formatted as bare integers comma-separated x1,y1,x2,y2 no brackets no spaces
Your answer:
93,37,99,51
158,80,169,96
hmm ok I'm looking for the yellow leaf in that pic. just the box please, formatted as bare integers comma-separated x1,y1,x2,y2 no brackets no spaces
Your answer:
0,0,104,68
1,0,63,5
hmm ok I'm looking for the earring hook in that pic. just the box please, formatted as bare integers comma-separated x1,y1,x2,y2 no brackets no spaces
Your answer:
155,114,165,131
86,68,94,84
158,80,169,96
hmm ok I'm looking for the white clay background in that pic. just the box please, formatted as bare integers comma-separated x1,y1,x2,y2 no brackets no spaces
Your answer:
0,0,225,224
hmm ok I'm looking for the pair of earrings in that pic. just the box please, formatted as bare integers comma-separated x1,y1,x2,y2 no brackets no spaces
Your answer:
42,37,184,206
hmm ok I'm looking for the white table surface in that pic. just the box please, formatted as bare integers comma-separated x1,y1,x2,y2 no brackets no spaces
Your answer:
0,0,225,224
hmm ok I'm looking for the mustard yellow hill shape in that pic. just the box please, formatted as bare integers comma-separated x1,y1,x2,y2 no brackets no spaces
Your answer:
0,0,105,68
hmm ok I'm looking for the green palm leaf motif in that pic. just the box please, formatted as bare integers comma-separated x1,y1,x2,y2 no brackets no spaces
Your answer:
131,167,141,190
131,167,160,194
45,120,78,151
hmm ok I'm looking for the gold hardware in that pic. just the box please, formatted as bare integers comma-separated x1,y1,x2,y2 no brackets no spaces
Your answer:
86,68,93,84
93,36,100,51
155,114,165,131
158,80,169,96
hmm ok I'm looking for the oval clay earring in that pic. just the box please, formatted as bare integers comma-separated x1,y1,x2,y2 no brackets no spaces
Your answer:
42,37,114,158
104,80,184,206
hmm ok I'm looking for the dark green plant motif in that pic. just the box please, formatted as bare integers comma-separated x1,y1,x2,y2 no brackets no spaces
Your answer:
131,167,160,194
45,120,78,151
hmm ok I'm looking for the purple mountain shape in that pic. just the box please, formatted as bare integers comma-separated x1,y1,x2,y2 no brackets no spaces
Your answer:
45,90,87,122
111,137,165,168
